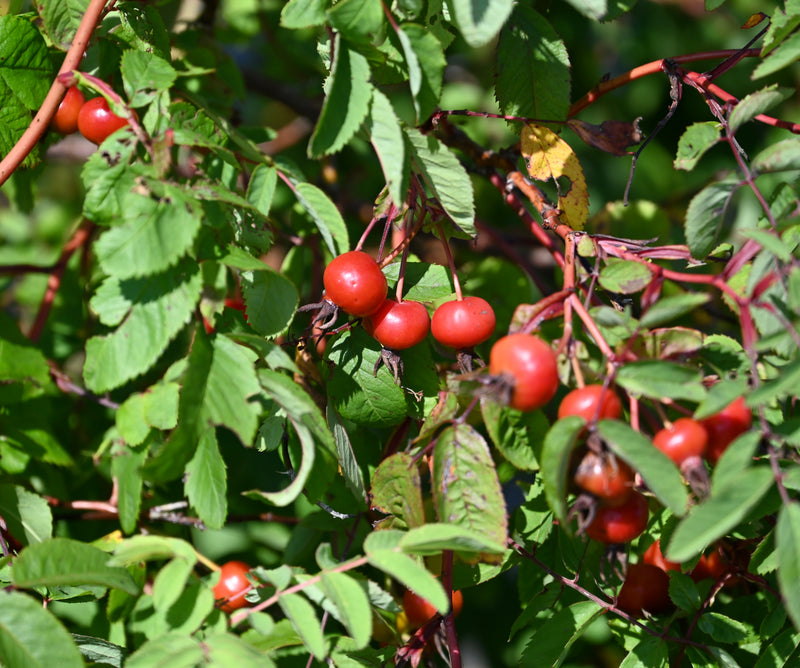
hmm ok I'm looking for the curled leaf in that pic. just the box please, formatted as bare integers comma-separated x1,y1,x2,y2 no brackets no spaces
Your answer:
567,118,643,156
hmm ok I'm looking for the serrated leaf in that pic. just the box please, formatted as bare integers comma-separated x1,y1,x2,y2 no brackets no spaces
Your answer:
640,293,711,328
246,164,278,218
598,258,652,294
395,23,446,123
432,424,508,562
521,124,588,230
777,503,800,633
729,85,793,134
0,484,52,546
615,360,706,403
327,329,408,426
292,181,350,257
666,467,774,562
279,593,327,659
309,37,372,157
370,452,425,530
495,6,571,122
84,261,202,393
240,268,298,338
368,89,409,208
121,51,177,108
185,427,227,529
540,416,585,526
328,0,384,44
752,137,800,174
481,399,545,471
445,0,513,46
321,572,372,649
405,128,475,235
73,635,125,668
0,592,84,668
328,405,368,504
753,628,800,668
37,0,90,51
598,420,689,516
400,523,506,558
124,633,203,668
668,572,702,612
674,122,721,171
13,538,139,594
111,441,147,534
753,31,800,78
684,178,738,259
520,601,604,667
697,612,749,643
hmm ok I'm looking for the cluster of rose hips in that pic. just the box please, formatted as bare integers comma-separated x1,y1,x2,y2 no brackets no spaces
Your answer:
51,86,130,144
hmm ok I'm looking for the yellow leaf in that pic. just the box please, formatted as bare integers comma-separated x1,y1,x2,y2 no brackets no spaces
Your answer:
521,124,589,230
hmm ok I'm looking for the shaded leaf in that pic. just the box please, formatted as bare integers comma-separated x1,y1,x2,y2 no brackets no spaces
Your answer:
446,0,513,47
684,177,738,259
370,452,425,530
777,503,800,633
520,600,604,667
540,416,585,526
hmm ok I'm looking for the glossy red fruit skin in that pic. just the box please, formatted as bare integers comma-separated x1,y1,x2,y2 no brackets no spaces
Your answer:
653,418,709,465
617,563,672,617
323,251,388,317
430,296,496,349
78,97,131,144
489,333,559,411
558,385,623,422
585,491,649,544
212,561,253,613
52,86,85,135
643,540,682,573
364,299,430,350
402,588,463,628
700,397,752,464
573,452,635,507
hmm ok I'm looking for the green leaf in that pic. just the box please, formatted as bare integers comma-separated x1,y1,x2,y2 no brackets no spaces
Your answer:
328,0,385,44
108,535,197,567
327,329,408,426
405,128,475,236
668,572,702,612
12,538,139,595
481,399,545,471
328,405,368,504
0,16,54,168
246,164,278,218
111,441,147,534
278,593,327,660
81,135,143,224
540,416,585,526
321,572,372,649
520,601,605,667
400,523,507,558
446,0,514,47
395,23,446,123
241,268,298,338
203,633,275,667
370,452,425,530
753,628,800,668
292,181,350,257
598,259,653,294
640,293,712,328
562,0,637,21
615,360,706,403
684,177,739,259
747,358,800,406
84,261,202,393
752,137,800,174
495,5,571,122
124,633,204,668
114,3,171,59
598,419,689,517
121,51,177,108
777,503,800,633
0,312,49,385
0,591,84,668
152,557,194,613
185,427,227,530
753,31,800,79
73,635,125,668
432,424,508,561
729,85,793,134
618,636,670,668
37,0,90,51
367,89,409,208
674,122,721,171
0,484,52,546
697,612,749,643
665,467,774,562
94,189,202,280
281,0,329,28
309,37,372,158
